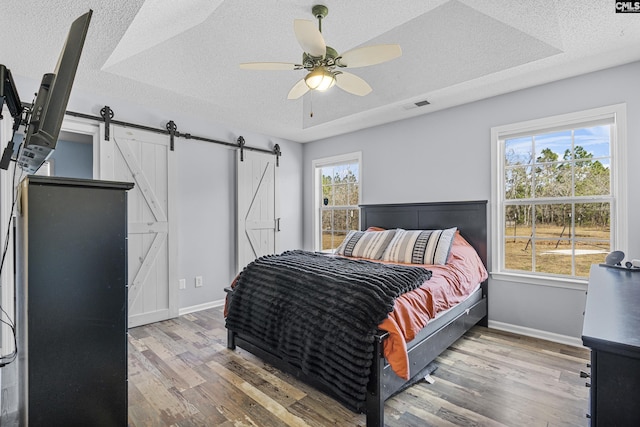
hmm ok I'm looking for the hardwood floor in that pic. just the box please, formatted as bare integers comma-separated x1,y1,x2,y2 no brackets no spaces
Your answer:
128,307,590,426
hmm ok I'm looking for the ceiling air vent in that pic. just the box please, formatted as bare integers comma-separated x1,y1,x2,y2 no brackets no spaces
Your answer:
402,99,430,110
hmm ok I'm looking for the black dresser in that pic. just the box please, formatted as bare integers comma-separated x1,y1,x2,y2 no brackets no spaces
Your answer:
16,176,133,426
582,264,640,425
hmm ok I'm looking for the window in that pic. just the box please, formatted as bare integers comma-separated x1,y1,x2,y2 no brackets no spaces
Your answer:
313,152,361,252
491,105,627,283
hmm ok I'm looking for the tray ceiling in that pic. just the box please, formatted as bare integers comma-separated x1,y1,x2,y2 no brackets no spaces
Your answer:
2,0,640,142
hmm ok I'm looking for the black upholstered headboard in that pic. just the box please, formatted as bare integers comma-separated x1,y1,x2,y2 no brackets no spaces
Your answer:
360,201,488,268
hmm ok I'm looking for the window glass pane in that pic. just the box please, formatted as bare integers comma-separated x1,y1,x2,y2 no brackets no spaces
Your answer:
333,164,349,180
533,204,572,275
534,240,572,275
323,231,349,252
505,166,532,199
572,126,611,197
534,204,572,238
505,136,532,166
348,183,359,205
321,232,330,251
334,209,347,233
321,167,333,184
505,205,532,238
534,130,572,161
332,231,348,250
575,202,613,277
333,184,348,205
575,239,610,277
504,238,532,271
347,208,359,231
575,125,610,159
534,160,571,198
343,164,358,184
322,169,333,206
322,188,332,206
321,210,332,231
574,202,610,238
575,158,610,197
574,202,612,277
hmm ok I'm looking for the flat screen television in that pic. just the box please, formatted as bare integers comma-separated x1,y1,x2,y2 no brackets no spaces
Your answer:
0,64,23,169
17,10,92,174
0,65,22,120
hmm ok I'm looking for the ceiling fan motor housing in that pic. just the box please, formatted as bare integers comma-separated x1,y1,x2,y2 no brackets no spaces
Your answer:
302,46,338,67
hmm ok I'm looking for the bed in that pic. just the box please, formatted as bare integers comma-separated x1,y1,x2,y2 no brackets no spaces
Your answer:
225,200,488,427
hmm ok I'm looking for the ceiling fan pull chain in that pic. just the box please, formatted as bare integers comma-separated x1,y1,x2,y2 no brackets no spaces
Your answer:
310,91,314,118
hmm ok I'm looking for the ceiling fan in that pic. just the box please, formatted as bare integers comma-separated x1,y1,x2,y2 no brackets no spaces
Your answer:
240,5,402,100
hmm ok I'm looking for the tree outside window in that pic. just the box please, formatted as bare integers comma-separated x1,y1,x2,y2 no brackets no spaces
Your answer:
314,154,361,252
498,111,622,279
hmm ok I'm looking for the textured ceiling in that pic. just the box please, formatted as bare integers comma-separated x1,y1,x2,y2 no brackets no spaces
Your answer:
2,0,640,142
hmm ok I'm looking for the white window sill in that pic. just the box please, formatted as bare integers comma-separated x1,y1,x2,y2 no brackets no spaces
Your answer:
490,271,588,291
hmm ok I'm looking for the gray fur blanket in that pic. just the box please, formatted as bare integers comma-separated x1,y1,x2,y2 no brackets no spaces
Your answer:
225,250,432,412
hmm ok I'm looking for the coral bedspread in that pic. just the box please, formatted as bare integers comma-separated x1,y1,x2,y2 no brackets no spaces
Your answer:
372,232,488,380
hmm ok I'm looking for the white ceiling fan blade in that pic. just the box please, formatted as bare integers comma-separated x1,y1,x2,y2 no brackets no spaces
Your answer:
240,62,300,70
287,79,310,100
335,72,372,96
338,44,402,68
294,19,326,57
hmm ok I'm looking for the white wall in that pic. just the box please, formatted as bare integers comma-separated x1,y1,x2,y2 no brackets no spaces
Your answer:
9,74,304,311
8,60,640,337
303,60,640,341
174,128,303,309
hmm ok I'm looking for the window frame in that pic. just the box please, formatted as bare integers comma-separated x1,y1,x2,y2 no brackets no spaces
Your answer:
490,104,628,289
312,151,362,252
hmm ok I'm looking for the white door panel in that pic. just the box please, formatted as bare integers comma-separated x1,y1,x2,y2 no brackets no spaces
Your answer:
99,124,177,328
237,150,279,272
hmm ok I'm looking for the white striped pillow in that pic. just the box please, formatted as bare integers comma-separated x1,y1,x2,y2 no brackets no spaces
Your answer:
335,229,397,260
381,228,457,265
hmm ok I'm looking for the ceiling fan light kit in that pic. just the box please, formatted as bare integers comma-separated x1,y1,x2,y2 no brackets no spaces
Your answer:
304,66,336,91
240,5,402,99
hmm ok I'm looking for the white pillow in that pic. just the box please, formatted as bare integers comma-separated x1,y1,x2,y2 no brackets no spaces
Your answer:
381,228,457,265
335,229,397,260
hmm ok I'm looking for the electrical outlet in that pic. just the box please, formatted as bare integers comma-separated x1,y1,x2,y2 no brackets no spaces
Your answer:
195,276,203,288
179,279,186,290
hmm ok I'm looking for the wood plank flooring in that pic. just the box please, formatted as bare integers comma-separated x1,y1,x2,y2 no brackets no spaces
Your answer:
128,307,590,426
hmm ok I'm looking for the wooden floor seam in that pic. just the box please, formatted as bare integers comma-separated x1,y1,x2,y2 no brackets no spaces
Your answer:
128,307,590,427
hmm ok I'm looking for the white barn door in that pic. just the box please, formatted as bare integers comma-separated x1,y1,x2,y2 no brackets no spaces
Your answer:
99,124,177,328
236,150,279,272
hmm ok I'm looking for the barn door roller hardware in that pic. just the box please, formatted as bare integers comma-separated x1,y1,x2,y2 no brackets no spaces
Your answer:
238,136,246,161
100,106,114,141
166,120,177,151
63,105,281,158
274,144,281,166
238,138,280,165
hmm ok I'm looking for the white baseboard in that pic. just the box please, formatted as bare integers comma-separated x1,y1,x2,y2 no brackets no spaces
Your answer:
179,299,225,316
488,320,584,348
